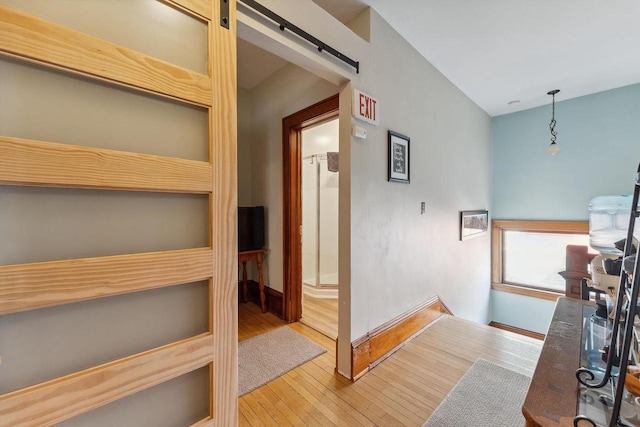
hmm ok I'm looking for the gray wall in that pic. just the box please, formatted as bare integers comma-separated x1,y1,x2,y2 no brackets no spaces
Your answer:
238,64,339,289
238,87,254,207
347,9,493,338
238,2,493,353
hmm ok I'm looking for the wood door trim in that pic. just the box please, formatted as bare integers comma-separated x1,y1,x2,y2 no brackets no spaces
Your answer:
282,94,339,322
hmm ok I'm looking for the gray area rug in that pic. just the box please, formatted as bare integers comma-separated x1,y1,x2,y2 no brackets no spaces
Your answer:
238,326,326,396
423,358,531,427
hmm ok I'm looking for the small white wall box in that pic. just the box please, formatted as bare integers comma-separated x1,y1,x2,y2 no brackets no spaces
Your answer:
352,126,367,139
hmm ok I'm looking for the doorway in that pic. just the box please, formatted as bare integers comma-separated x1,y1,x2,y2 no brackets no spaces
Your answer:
282,95,339,332
300,119,339,338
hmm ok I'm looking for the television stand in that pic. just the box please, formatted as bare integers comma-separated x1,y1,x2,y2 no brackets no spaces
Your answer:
239,248,267,313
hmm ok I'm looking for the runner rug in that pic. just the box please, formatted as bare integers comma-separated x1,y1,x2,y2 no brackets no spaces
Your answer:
238,326,326,396
423,358,531,427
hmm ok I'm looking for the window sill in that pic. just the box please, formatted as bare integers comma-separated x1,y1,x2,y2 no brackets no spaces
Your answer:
492,282,563,302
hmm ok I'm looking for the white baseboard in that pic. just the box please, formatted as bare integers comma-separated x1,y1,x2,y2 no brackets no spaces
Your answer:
302,283,338,299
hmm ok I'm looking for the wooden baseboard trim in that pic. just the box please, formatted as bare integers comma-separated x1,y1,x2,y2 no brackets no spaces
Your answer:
489,321,545,341
491,282,562,302
351,296,450,381
239,280,284,319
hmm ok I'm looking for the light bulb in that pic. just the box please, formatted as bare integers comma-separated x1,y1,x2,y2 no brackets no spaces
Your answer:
547,142,561,156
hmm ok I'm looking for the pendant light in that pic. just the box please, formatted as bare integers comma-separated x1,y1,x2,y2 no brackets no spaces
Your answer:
546,89,561,155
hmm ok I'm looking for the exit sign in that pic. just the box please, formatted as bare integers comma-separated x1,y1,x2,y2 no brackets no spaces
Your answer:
352,89,379,126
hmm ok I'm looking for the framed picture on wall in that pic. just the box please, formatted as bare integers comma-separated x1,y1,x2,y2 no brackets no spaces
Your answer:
388,131,410,183
460,210,489,240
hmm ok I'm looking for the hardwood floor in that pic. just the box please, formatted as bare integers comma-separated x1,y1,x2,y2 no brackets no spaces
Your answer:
238,300,287,342
238,302,542,426
301,294,339,339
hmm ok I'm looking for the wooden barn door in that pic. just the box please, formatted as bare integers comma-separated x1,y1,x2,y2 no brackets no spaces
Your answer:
0,1,237,426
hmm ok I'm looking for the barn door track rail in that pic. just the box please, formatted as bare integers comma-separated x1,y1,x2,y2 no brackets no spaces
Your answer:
238,0,360,74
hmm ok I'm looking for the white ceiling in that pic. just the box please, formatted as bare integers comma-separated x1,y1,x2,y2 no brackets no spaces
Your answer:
311,0,640,116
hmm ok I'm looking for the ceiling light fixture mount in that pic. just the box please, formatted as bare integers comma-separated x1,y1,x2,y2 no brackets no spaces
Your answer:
547,89,561,155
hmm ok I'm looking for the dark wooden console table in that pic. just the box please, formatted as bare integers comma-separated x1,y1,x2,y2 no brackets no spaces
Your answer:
238,248,267,313
522,297,588,427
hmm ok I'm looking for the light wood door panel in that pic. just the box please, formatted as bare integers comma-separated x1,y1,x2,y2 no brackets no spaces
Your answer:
0,334,214,427
0,5,211,106
0,1,237,426
0,137,213,193
0,248,213,315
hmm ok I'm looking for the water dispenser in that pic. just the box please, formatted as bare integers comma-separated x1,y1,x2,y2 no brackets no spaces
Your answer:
589,195,634,254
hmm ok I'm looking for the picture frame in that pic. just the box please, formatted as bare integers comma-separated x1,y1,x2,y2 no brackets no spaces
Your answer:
388,131,410,183
460,210,489,240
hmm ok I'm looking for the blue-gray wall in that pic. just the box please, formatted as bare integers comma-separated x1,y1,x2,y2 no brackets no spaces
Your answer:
493,84,640,221
491,84,640,333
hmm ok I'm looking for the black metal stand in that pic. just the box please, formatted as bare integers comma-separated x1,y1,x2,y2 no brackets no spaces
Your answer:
575,163,640,427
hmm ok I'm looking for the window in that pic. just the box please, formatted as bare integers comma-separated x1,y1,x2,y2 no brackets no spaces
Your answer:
492,220,591,299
